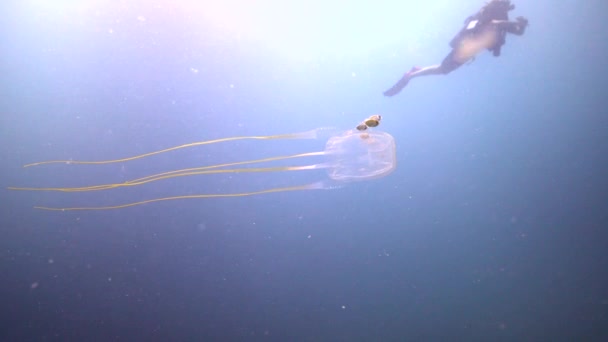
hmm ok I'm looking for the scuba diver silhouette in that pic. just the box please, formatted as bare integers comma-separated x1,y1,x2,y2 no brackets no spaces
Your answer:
383,0,528,97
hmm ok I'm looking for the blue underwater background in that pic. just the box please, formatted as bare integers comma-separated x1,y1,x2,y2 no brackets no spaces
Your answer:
2,0,608,341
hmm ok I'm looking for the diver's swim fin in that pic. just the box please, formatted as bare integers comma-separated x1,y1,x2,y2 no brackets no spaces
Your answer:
383,67,420,97
383,76,410,97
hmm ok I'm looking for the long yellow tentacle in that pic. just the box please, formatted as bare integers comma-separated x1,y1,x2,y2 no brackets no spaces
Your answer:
34,184,318,211
23,129,325,168
9,152,323,192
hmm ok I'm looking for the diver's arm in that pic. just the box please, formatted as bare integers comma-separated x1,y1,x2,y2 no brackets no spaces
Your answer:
492,16,528,35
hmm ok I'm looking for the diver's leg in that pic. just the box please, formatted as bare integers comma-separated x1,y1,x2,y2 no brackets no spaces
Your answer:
437,51,463,74
383,65,446,97
412,51,463,77
382,51,464,97
408,65,443,78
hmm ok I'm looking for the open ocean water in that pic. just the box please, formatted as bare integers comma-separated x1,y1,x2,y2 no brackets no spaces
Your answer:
1,0,607,341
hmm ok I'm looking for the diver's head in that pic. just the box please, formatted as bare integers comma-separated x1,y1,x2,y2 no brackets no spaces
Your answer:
486,0,515,11
480,0,514,20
